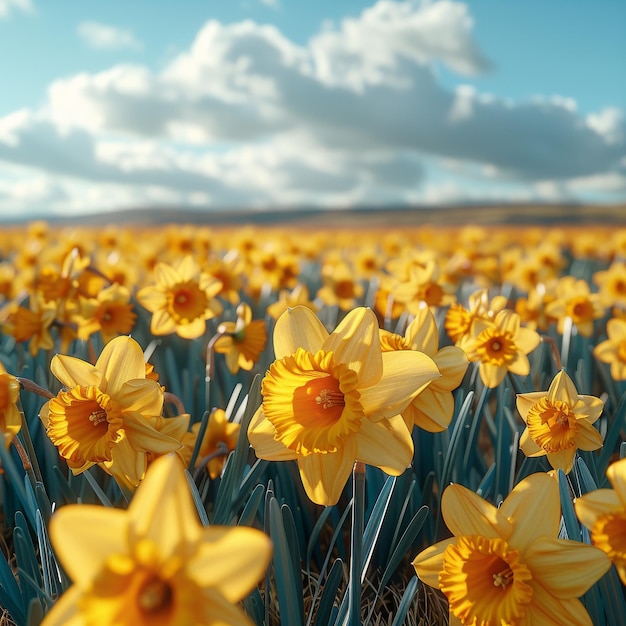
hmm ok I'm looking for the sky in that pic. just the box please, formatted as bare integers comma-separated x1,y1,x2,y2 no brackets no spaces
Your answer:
0,0,625,220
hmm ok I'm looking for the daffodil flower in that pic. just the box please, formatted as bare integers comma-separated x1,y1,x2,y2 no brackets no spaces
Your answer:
517,370,603,473
40,336,183,489
214,303,268,374
248,306,440,506
460,309,541,388
413,473,610,625
136,256,223,340
575,457,626,585
42,454,272,626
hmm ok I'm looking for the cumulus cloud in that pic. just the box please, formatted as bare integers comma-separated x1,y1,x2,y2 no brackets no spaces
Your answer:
0,0,34,18
0,0,624,215
77,21,142,51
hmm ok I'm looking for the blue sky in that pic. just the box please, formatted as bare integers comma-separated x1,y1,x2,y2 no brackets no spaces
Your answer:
0,0,624,219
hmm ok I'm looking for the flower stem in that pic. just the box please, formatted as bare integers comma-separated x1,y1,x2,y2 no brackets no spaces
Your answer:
17,377,55,399
349,461,366,626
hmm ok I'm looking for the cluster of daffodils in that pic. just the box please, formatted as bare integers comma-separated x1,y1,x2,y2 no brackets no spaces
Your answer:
1,220,626,625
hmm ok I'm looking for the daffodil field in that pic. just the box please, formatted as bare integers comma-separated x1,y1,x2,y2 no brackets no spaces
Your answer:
1,219,626,625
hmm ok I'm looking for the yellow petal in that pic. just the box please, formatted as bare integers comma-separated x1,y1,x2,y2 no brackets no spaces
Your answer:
104,438,146,489
575,395,604,423
515,326,541,354
575,420,604,451
574,489,621,530
356,415,413,475
323,307,382,388
191,527,273,603
412,537,456,588
516,391,547,422
495,309,520,335
441,483,513,540
607,457,626,504
247,408,299,461
51,354,102,389
177,317,207,339
128,454,202,555
154,261,181,287
507,352,530,377
500,473,560,550
406,308,438,355
150,308,178,335
478,362,506,388
519,427,545,457
528,589,593,626
431,346,468,391
549,369,577,404
39,586,85,626
406,387,454,432
297,439,357,506
273,306,328,359
117,379,164,416
95,336,146,395
547,448,576,473
526,535,611,598
49,505,129,585
359,351,440,421
123,413,182,454
135,285,166,312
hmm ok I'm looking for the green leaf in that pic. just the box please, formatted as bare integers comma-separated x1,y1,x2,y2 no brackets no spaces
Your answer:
390,575,419,626
311,558,344,626
268,496,304,626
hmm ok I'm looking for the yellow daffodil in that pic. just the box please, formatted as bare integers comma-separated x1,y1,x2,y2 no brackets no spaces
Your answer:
379,307,468,432
516,370,603,473
0,363,21,448
575,457,626,585
316,261,364,311
214,303,268,374
77,283,137,343
413,473,610,625
444,288,508,346
593,318,626,380
181,408,241,479
460,309,541,388
42,454,272,626
136,256,223,340
3,295,56,356
40,336,182,489
545,276,605,338
593,261,626,310
248,306,440,506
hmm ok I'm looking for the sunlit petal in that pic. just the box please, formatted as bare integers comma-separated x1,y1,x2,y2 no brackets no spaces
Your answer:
49,506,129,585
96,336,146,394
526,536,611,598
356,415,413,474
499,473,560,551
442,483,512,540
51,354,102,389
273,306,328,359
323,308,382,387
359,351,439,420
191,527,273,602
297,439,357,506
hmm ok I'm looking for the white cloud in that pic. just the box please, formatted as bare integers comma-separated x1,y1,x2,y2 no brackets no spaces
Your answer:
0,0,624,216
77,21,142,51
0,0,33,18
259,0,279,8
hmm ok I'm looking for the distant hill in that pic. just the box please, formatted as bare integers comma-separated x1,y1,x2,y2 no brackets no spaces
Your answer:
2,203,625,228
